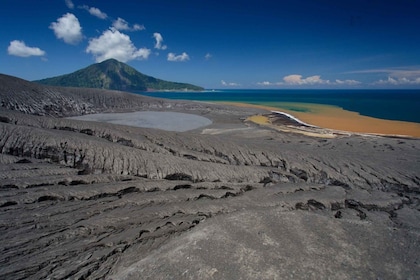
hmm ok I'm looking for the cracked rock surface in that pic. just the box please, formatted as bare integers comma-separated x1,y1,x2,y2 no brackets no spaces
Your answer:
1,76,419,279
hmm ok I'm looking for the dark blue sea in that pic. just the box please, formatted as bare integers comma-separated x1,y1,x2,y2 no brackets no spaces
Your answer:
132,89,420,123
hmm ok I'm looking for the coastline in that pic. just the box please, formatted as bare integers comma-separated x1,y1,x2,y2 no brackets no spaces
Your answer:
221,102,420,138
2,85,420,279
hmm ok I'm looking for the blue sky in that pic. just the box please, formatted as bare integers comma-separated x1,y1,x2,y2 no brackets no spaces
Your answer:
1,0,420,89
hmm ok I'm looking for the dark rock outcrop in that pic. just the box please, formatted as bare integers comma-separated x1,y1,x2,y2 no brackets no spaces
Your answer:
0,74,222,117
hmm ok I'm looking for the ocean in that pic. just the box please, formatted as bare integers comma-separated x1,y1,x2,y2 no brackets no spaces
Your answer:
133,89,420,123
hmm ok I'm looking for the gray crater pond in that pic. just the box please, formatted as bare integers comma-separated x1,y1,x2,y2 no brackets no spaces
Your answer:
68,111,212,132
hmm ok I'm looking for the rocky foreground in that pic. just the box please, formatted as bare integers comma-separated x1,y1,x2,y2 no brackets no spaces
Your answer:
0,75,419,279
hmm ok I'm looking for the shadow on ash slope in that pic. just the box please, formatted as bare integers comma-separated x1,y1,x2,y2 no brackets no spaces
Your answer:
0,108,419,279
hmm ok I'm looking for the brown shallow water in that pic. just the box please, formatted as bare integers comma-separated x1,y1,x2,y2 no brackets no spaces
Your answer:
224,102,420,138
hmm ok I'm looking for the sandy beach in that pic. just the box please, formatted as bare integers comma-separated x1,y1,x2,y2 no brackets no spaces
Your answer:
223,102,420,138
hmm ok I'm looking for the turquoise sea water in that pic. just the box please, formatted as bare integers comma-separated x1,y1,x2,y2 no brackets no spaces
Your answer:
133,90,420,123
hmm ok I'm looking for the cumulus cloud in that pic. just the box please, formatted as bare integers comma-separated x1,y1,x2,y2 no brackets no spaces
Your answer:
221,80,240,86
49,13,83,45
153,33,167,50
167,52,189,62
65,0,74,9
80,5,107,19
86,28,151,62
205,53,212,60
283,74,330,85
113,18,145,31
257,75,361,87
7,40,46,57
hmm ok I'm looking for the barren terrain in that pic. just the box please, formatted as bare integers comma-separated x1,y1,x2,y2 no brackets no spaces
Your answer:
0,74,419,279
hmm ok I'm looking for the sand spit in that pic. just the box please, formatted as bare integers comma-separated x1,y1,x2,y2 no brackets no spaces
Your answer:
224,102,420,138
68,111,212,132
271,110,318,127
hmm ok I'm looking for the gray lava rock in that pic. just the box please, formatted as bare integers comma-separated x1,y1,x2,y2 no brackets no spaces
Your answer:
1,76,419,279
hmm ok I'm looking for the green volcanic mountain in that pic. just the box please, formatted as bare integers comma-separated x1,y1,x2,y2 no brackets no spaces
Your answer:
35,59,203,91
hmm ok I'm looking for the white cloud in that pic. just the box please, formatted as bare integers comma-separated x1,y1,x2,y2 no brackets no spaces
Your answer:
283,74,330,85
374,76,420,85
113,18,145,31
49,13,83,45
257,75,361,87
349,67,420,86
205,53,212,60
7,40,46,57
86,28,151,62
133,24,145,31
257,81,279,86
376,77,399,85
80,5,107,19
168,52,189,62
65,0,74,9
335,79,361,85
113,18,129,30
221,80,240,86
153,33,167,50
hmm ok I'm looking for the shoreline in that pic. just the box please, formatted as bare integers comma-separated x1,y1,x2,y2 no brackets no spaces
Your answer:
221,102,420,138
271,110,318,128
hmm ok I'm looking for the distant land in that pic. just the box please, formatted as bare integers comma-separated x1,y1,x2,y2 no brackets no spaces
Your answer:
35,59,204,92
